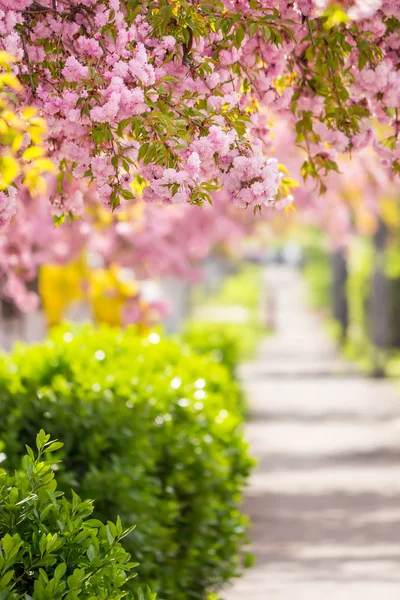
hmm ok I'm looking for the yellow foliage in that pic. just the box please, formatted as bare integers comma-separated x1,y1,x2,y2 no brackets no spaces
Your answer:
0,72,22,91
323,6,350,29
21,106,37,119
131,175,148,196
380,198,400,229
278,163,289,175
39,261,86,327
0,52,17,67
22,146,46,160
0,52,55,199
89,267,138,327
278,172,300,202
40,258,144,328
0,156,20,189
11,133,24,152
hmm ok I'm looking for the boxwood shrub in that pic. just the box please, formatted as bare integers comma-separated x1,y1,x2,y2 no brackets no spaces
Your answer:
0,325,252,600
0,429,151,600
182,322,241,379
181,323,249,417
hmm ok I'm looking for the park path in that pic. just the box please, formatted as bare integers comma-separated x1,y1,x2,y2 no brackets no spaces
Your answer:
224,265,400,600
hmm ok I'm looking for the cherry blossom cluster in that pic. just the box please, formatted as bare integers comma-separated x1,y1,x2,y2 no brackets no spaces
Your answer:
0,0,396,216
0,0,284,217
267,116,398,252
0,0,400,311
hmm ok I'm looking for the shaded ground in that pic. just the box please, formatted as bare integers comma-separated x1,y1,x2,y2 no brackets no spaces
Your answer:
224,265,400,599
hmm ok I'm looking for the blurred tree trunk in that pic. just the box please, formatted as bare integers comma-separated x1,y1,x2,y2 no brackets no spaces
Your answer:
391,277,400,348
0,277,45,351
369,219,390,378
332,248,348,346
0,297,23,351
162,278,191,334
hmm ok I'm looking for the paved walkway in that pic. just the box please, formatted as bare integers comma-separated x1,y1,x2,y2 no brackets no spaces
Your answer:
224,265,400,600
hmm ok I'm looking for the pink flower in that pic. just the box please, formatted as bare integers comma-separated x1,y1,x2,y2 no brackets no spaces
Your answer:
0,190,17,228
76,36,103,58
4,274,39,312
185,152,201,178
62,56,89,82
91,157,115,182
129,43,156,86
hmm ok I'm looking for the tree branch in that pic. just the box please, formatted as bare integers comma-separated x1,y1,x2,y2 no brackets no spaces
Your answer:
21,32,36,96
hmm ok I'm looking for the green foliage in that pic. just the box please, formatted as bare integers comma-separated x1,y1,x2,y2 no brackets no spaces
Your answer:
347,239,373,338
182,323,240,379
190,264,265,361
181,323,248,417
204,265,263,313
291,14,383,190
343,239,400,375
0,430,149,600
0,326,253,600
301,232,400,376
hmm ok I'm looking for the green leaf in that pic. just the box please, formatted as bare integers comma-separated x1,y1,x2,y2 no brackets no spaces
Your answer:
8,488,18,506
67,568,85,590
44,442,64,453
53,214,66,227
248,22,259,37
83,519,104,528
120,524,136,540
36,430,50,451
0,570,14,588
161,4,173,23
121,189,135,200
39,534,47,556
234,26,245,48
262,24,271,41
105,525,115,545
54,562,67,581
87,545,96,563
138,142,149,162
22,455,34,476
25,445,35,460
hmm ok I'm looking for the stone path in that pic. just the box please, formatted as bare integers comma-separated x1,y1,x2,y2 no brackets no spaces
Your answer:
224,265,400,600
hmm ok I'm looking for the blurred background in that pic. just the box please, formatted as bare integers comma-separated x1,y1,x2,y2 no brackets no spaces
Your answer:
2,152,400,598
3,214,400,381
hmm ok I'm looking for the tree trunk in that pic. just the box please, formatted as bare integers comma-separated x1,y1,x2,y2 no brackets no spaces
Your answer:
331,248,348,346
369,219,390,377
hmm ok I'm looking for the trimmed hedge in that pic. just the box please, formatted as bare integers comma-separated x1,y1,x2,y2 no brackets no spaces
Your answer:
0,325,252,600
181,323,248,418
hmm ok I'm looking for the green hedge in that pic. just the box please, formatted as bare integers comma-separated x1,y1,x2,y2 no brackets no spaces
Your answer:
0,430,150,600
0,325,252,600
182,323,241,380
181,323,248,417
